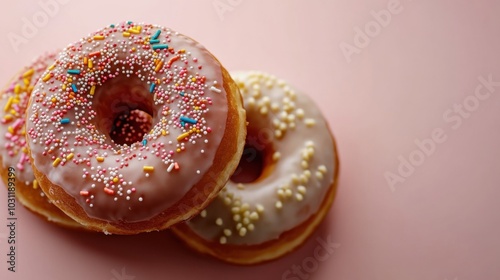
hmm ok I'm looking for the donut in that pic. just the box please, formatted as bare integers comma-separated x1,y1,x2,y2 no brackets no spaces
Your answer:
172,71,339,264
25,22,246,234
0,52,82,228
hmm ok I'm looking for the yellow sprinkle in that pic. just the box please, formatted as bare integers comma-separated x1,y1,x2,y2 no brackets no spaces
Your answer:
33,180,38,189
22,68,34,78
179,49,185,53
176,148,181,153
83,57,88,64
4,97,13,112
42,73,51,82
14,84,21,94
96,156,104,162
3,115,13,123
155,60,163,72
61,84,66,91
93,35,105,40
128,28,140,34
27,86,34,94
135,25,142,32
113,177,119,183
7,126,14,134
143,166,154,172
88,59,93,69
191,78,196,82
122,32,131,37
161,129,167,136
90,85,96,96
48,64,56,70
23,78,30,86
66,153,74,160
176,132,191,141
52,158,62,167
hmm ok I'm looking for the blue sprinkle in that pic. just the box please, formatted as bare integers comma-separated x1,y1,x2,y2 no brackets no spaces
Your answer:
142,139,147,146
71,84,78,93
127,21,133,25
149,39,160,44
152,30,161,40
179,92,185,97
110,24,115,28
181,121,185,128
152,44,168,50
60,118,70,124
180,116,197,124
149,83,156,93
67,69,81,75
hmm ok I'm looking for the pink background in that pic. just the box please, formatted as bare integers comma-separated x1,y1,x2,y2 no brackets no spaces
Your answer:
1,0,500,279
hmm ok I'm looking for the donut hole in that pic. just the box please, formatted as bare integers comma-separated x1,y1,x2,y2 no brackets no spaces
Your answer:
230,126,275,184
230,144,265,183
91,75,156,147
109,109,153,146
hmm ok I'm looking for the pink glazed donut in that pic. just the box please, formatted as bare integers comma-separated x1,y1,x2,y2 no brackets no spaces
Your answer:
0,51,82,229
173,71,339,264
26,22,246,234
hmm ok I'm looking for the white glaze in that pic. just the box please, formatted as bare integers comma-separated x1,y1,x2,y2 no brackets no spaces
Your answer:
186,71,337,245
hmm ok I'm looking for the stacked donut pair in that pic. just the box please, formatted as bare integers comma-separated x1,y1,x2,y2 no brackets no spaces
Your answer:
0,22,338,264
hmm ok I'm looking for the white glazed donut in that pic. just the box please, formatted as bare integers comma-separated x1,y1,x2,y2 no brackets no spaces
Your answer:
173,71,339,264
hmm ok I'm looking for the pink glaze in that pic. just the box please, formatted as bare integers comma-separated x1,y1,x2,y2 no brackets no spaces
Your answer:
0,52,57,187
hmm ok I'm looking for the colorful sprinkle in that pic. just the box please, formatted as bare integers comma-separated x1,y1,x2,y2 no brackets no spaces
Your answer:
143,166,154,172
71,84,78,93
210,86,222,93
52,158,62,167
152,44,168,50
67,69,81,75
60,118,70,124
152,29,161,40
22,69,34,78
180,116,197,124
42,73,52,82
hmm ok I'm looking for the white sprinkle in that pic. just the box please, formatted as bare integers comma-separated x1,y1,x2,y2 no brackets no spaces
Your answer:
256,204,265,213
200,210,207,218
305,118,316,127
219,236,227,244
272,152,281,161
215,218,223,226
224,229,232,236
167,163,175,172
210,86,222,93
239,227,247,237
295,193,304,201
275,201,283,209
318,165,328,173
248,224,255,231
297,186,307,194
